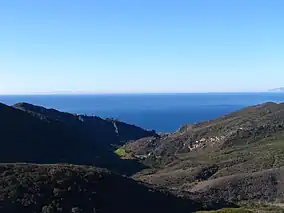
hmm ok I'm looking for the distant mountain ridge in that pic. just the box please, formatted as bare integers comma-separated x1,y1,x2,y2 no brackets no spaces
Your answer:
269,87,284,92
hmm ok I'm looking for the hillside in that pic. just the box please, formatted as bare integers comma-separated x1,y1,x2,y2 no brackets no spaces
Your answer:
13,102,157,146
2,101,284,211
188,167,284,202
122,102,284,204
125,102,284,167
0,164,204,213
0,102,156,174
0,103,86,164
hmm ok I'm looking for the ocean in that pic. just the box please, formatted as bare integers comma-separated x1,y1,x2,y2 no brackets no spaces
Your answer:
1,93,284,132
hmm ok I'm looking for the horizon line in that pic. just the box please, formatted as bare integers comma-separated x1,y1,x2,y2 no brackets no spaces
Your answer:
0,91,279,96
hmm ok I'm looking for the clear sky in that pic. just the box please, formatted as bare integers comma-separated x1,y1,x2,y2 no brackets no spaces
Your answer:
0,0,283,94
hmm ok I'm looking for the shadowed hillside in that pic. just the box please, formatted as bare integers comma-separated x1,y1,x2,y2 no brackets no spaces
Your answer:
0,164,207,213
0,103,86,164
0,102,156,175
13,102,157,146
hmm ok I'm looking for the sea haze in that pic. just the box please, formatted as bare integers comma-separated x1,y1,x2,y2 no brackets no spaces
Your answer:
1,93,284,132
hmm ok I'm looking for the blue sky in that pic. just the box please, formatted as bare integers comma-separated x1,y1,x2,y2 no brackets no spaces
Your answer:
0,0,283,94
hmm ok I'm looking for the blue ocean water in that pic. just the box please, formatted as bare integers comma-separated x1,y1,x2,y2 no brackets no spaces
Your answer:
1,93,284,132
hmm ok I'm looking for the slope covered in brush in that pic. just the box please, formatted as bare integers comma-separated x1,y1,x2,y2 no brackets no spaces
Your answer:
125,102,284,167
0,163,205,213
123,102,284,204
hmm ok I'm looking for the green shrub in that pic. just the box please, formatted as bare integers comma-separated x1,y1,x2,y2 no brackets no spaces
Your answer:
114,148,127,157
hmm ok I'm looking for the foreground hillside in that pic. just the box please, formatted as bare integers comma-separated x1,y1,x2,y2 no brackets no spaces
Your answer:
0,164,204,213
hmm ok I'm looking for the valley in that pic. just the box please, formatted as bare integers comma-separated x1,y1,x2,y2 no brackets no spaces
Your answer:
1,102,284,212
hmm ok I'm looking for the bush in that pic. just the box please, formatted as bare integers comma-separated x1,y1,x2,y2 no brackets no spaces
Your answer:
114,148,127,157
